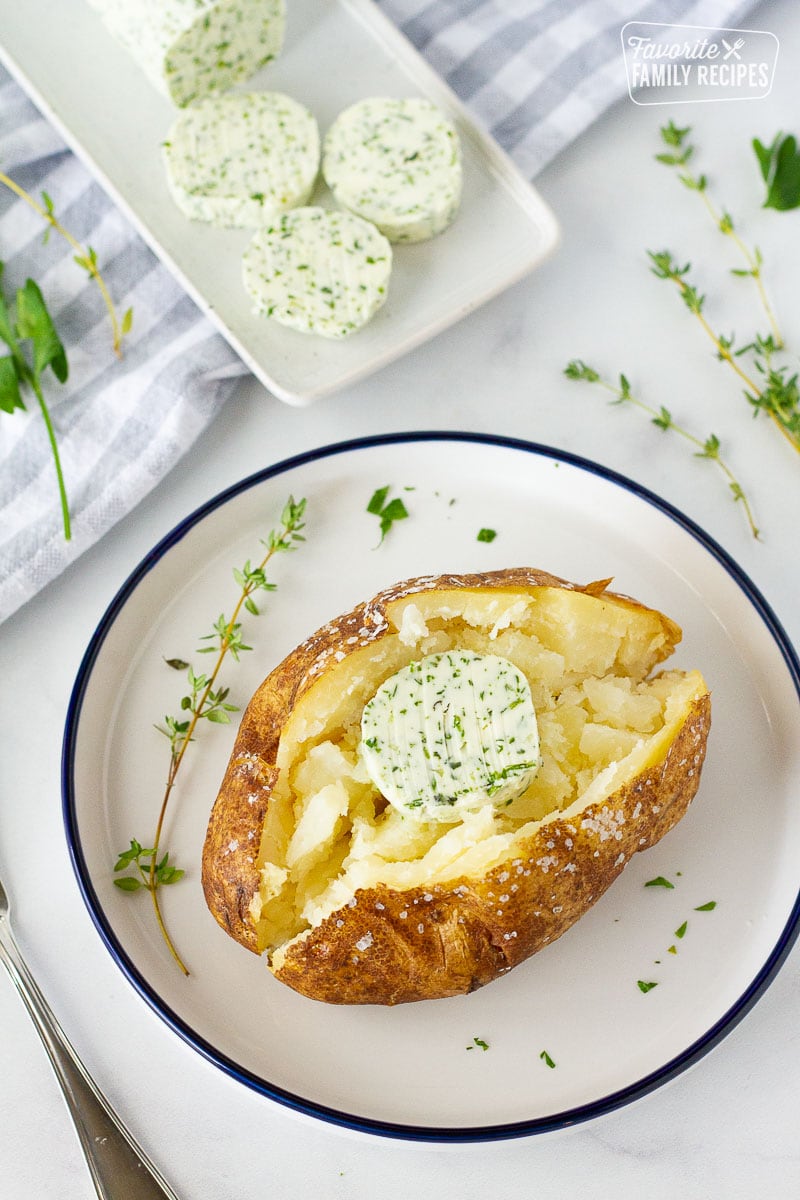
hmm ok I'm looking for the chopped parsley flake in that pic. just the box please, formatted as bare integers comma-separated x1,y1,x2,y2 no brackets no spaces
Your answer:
694,900,717,911
644,875,674,889
467,1037,490,1051
539,1050,556,1069
477,527,497,543
637,980,659,993
366,485,409,544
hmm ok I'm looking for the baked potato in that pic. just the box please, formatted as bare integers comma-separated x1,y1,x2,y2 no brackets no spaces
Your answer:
202,568,710,1005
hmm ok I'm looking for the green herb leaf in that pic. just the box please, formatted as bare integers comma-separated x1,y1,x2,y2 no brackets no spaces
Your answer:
697,434,721,460
637,980,659,993
694,900,717,911
367,486,409,544
753,133,800,211
381,497,409,524
0,271,21,355
470,1037,490,1051
477,528,497,543
659,120,691,149
367,485,390,515
675,920,688,939
644,876,674,889
564,359,600,383
15,278,68,383
113,876,143,892
539,1050,556,1068
0,354,24,414
164,658,190,671
652,406,673,431
655,151,691,167
204,708,232,724
0,270,72,538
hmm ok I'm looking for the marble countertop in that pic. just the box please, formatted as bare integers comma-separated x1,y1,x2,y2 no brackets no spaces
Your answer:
1,0,799,1195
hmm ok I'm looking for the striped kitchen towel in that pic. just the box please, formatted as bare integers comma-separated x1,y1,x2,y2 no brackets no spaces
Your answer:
0,65,248,625
378,0,759,178
0,0,756,624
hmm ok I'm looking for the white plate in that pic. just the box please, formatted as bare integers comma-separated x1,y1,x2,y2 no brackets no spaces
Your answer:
0,1,558,406
63,434,800,1140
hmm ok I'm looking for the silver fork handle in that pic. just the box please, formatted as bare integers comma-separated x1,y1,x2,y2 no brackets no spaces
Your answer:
0,922,180,1200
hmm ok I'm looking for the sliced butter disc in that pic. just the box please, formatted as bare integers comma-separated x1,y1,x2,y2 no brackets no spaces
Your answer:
164,91,320,228
322,97,462,243
360,651,542,822
242,206,392,339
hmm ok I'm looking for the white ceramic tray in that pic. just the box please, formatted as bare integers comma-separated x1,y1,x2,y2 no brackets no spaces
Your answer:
0,1,558,405
63,433,800,1141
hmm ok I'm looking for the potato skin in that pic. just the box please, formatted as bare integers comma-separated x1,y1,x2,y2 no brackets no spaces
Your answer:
201,567,701,1002
272,693,710,1004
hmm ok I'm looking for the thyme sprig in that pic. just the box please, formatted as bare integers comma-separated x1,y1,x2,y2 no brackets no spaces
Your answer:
656,121,782,347
116,496,307,975
564,360,759,539
113,840,185,892
0,174,132,355
647,250,800,457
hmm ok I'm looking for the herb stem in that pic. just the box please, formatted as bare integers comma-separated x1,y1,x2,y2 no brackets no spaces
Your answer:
0,171,126,356
669,270,760,388
29,371,71,541
696,187,783,348
656,122,783,347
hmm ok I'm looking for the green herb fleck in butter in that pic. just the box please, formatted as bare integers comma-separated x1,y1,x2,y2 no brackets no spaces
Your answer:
360,651,541,823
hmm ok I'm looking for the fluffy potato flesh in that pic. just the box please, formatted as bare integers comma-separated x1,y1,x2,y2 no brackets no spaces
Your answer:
202,570,710,1004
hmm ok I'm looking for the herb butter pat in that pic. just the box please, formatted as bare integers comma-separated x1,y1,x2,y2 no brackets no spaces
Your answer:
360,651,542,823
322,97,463,243
163,91,320,228
89,0,286,108
242,207,392,338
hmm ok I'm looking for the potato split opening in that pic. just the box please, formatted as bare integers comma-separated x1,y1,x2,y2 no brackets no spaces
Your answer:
250,584,698,960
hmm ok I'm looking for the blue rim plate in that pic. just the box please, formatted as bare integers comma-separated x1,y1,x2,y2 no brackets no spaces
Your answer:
62,432,800,1141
